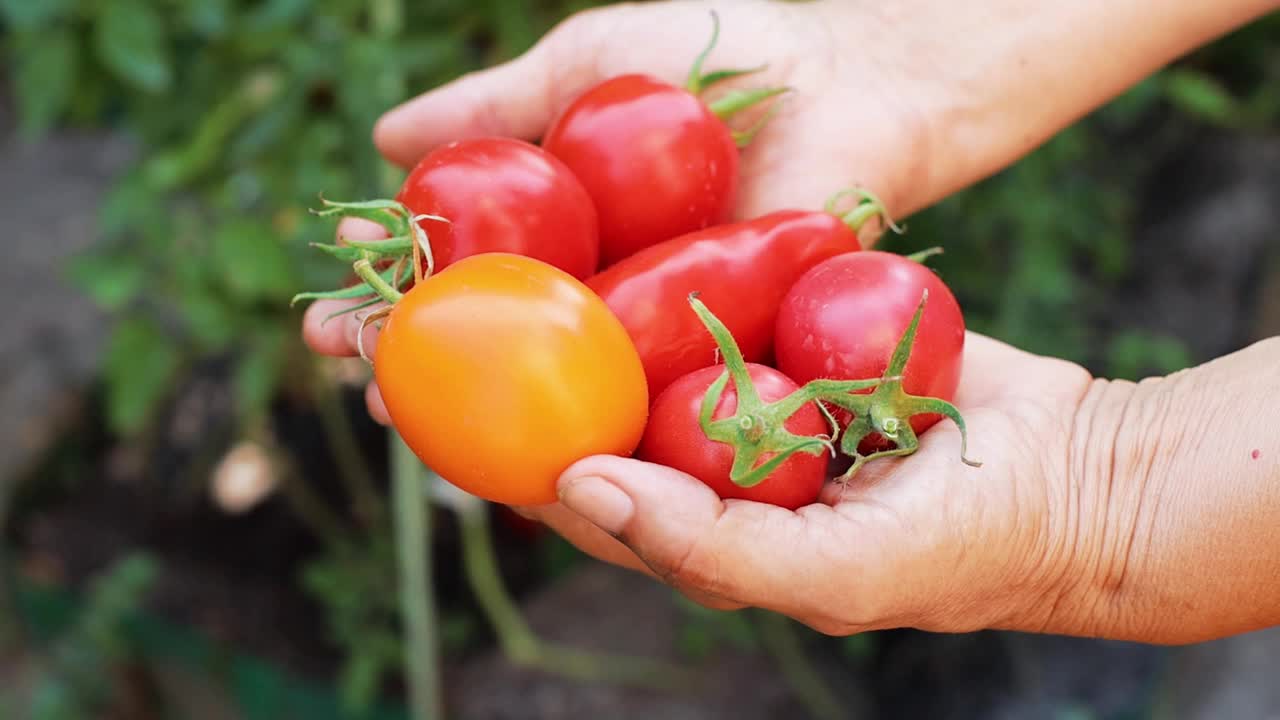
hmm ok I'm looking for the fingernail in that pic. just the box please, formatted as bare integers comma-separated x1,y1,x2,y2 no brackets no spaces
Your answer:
558,475,634,536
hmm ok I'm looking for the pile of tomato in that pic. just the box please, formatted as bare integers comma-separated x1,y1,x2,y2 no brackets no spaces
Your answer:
297,15,979,510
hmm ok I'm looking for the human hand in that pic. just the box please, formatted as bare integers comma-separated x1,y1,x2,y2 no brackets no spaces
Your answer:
518,332,1100,632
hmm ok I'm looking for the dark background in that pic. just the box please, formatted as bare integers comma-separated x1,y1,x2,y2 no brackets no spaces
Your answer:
1,1,1277,718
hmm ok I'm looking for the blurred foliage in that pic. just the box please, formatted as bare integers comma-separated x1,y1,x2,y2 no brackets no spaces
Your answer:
3,553,158,720
890,12,1279,378
1,0,595,439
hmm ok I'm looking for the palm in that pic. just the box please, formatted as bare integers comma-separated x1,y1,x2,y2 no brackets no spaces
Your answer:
820,336,1092,628
526,334,1094,631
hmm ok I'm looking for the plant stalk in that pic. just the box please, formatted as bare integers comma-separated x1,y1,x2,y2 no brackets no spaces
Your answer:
456,498,689,690
309,361,384,527
393,435,443,720
755,611,845,720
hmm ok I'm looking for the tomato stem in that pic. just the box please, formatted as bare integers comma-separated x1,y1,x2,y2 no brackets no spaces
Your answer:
905,246,944,264
354,257,404,305
685,9,722,94
827,187,904,236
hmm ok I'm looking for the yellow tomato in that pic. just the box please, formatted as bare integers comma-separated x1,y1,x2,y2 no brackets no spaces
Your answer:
374,253,649,505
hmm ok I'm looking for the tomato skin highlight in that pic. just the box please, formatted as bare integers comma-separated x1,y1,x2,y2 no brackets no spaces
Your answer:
394,136,600,279
587,210,863,398
373,253,649,506
543,74,738,267
639,363,828,510
774,251,965,437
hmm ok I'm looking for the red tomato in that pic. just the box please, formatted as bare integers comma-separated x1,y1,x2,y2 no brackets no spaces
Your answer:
374,253,649,506
774,251,965,437
638,363,828,510
543,74,738,266
395,136,600,279
587,209,862,398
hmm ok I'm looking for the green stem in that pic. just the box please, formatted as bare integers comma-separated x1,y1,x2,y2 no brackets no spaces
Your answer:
829,187,903,236
755,611,845,720
707,86,791,121
310,361,384,527
393,435,442,720
272,444,351,547
905,246,944,264
354,257,403,305
457,500,689,690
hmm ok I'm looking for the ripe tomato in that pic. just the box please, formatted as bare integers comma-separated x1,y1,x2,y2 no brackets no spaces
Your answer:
542,74,738,267
395,136,600,279
587,208,863,398
373,253,649,506
774,251,965,438
638,363,828,510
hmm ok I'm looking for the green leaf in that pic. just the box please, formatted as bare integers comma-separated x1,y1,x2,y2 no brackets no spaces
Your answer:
0,0,73,29
104,318,183,436
213,220,299,302
179,282,240,351
65,253,146,311
94,0,172,92
12,30,78,136
1162,69,1239,127
183,0,231,37
234,327,288,424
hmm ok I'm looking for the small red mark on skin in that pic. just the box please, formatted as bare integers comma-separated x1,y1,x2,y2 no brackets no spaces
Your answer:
1252,449,1262,460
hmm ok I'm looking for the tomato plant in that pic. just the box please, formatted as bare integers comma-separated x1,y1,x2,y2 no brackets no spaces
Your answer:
588,189,890,397
542,12,787,266
639,362,829,510
358,253,649,506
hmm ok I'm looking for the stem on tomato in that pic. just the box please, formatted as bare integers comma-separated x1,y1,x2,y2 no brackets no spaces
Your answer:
456,497,690,690
354,257,403,305
392,435,443,720
904,246,944,264
826,187,904,236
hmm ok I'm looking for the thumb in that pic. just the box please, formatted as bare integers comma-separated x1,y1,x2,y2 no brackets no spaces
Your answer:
372,12,605,168
555,455,873,627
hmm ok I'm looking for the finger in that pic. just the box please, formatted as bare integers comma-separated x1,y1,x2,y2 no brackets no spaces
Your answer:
954,331,1090,407
364,381,391,426
556,456,875,621
300,217,393,357
510,501,744,611
301,299,386,359
373,12,609,167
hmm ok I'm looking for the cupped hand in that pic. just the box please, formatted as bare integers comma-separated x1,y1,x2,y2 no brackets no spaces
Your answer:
518,334,1101,635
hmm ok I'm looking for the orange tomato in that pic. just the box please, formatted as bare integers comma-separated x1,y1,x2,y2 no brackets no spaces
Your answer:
373,253,649,506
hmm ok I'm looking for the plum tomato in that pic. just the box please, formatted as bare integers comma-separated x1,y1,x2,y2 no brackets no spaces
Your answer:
774,251,965,438
394,136,600,279
373,253,649,506
638,363,829,510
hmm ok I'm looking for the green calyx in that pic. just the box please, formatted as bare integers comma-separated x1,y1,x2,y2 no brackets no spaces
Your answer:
689,294,881,488
290,196,449,316
684,10,790,147
690,290,980,490
818,291,982,483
